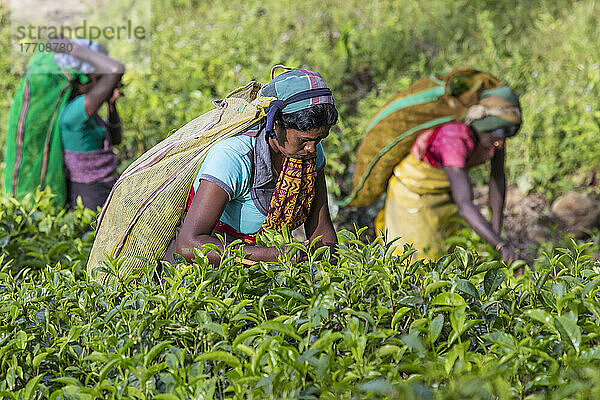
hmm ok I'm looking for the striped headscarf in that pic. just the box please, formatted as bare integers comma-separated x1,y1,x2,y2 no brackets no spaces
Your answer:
260,66,335,138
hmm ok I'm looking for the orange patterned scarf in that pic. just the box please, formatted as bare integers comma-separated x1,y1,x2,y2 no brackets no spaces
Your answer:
212,153,317,244
261,153,317,231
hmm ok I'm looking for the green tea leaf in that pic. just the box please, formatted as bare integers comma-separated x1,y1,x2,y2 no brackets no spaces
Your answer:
15,330,28,350
232,327,264,348
449,305,467,334
153,395,180,400
259,321,302,341
358,378,396,396
455,279,480,300
391,307,412,330
474,260,502,274
32,352,49,369
398,295,424,307
196,351,240,368
582,277,600,298
21,373,44,400
144,340,172,367
309,331,343,351
6,366,16,390
98,357,122,382
424,281,451,297
0,391,15,400
431,292,466,307
125,385,145,399
400,333,425,354
484,269,505,297
67,326,82,342
272,288,308,304
453,246,469,269
52,377,83,386
554,314,581,353
376,345,403,358
429,314,444,344
483,331,516,350
535,269,552,295
524,309,558,333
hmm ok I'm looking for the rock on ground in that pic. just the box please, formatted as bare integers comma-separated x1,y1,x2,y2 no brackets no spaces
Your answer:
551,192,599,238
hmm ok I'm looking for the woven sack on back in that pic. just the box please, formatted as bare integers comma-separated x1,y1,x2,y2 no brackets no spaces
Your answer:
3,52,82,206
88,81,274,284
345,69,501,207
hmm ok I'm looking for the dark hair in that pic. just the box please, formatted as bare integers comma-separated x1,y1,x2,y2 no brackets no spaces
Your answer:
279,104,338,132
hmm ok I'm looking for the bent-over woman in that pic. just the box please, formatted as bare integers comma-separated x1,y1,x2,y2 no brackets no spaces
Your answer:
376,86,522,262
165,68,338,264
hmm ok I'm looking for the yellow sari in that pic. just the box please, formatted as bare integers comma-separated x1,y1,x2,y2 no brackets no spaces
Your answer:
375,153,460,259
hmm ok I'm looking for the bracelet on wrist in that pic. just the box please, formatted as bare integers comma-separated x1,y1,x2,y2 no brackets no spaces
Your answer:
495,241,507,252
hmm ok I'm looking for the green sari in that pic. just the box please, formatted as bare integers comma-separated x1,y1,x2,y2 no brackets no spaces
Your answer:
3,52,83,206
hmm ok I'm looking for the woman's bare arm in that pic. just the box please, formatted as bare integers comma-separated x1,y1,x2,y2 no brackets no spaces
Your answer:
48,36,124,116
107,97,122,145
444,166,516,262
304,170,337,250
175,180,281,265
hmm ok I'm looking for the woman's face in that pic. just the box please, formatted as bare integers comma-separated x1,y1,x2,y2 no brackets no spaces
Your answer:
475,125,520,149
476,130,504,149
271,120,329,159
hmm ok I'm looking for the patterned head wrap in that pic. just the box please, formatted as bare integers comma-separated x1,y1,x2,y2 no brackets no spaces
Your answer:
54,38,102,75
465,86,522,136
260,65,335,138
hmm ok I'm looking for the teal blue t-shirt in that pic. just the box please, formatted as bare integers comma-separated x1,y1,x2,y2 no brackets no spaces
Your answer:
191,130,325,234
59,95,107,152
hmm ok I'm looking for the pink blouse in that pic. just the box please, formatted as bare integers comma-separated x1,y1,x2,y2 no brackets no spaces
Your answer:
411,122,497,169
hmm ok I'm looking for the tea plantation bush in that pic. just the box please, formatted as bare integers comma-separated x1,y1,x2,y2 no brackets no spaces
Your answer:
2,1,600,397
2,193,600,398
1,0,600,198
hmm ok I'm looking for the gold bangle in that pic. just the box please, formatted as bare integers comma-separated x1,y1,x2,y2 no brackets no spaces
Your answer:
495,241,507,251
